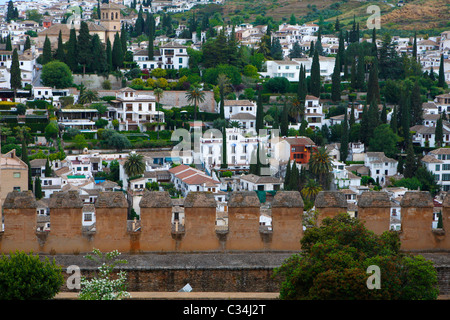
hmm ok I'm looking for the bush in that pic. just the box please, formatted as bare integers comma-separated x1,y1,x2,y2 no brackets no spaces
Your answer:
0,251,64,300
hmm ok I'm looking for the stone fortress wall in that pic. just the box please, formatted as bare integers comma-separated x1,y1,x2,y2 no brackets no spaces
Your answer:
1,189,449,254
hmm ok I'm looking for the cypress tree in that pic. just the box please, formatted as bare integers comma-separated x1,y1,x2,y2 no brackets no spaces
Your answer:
338,30,345,71
24,36,31,51
297,64,307,102
356,52,365,91
438,54,447,88
6,0,15,22
106,38,113,72
349,103,355,127
221,126,228,169
77,21,92,74
45,157,52,177
55,30,65,62
350,58,357,90
270,37,283,60
404,139,416,179
148,31,154,61
255,87,264,132
121,24,128,54
435,116,443,148
280,99,289,137
34,176,42,200
390,105,398,134
91,33,107,74
367,100,380,143
366,61,380,105
289,161,299,191
10,48,21,99
340,111,349,162
310,49,321,97
410,80,422,125
371,28,378,57
309,41,314,57
331,54,341,102
360,104,369,144
412,31,417,59
42,35,52,65
66,28,78,72
381,104,387,124
284,160,292,189
112,32,123,70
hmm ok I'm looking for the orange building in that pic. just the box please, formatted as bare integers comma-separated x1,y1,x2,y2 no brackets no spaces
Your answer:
284,136,317,164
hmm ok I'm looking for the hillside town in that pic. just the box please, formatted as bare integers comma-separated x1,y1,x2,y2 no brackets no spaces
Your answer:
0,0,449,237
0,0,448,291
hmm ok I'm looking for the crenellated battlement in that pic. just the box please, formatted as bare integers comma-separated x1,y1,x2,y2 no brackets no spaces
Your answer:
1,190,450,254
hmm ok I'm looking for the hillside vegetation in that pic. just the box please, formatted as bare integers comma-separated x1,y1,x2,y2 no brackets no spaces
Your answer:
217,0,449,35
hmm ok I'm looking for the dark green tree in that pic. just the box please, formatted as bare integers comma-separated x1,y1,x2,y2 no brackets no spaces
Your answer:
42,35,52,65
221,124,227,169
0,251,64,300
366,61,380,105
340,112,348,162
5,34,12,51
66,28,78,72
280,99,289,137
55,30,65,62
438,54,447,88
91,33,107,74
270,37,283,60
34,176,43,200
404,139,417,179
435,116,443,148
310,50,321,97
106,38,113,72
274,213,439,300
331,54,341,102
112,32,123,70
10,48,21,98
77,21,92,74
24,36,31,51
255,87,264,132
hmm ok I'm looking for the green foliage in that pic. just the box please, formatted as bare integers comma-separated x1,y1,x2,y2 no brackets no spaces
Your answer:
274,213,439,300
41,61,73,89
0,251,64,300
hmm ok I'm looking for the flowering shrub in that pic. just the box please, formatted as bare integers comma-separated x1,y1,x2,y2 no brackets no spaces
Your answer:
78,249,131,300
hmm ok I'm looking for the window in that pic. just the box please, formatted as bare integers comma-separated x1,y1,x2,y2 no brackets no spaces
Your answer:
436,164,441,171
443,164,450,170
84,213,92,222
179,58,183,63
442,174,450,181
13,172,21,178
13,186,20,191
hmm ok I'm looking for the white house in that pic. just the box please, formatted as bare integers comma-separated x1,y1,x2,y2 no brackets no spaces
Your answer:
260,56,336,81
364,152,398,186
198,127,269,171
223,99,258,134
109,87,165,132
0,48,36,89
168,164,221,197
304,95,324,129
239,173,283,191
422,148,450,191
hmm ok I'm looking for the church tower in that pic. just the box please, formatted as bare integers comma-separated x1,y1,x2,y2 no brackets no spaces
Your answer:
100,3,122,44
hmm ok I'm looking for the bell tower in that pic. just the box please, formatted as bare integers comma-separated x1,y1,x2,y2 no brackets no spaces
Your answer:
100,3,121,43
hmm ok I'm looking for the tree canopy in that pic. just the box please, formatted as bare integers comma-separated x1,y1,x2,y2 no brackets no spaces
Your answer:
274,213,439,300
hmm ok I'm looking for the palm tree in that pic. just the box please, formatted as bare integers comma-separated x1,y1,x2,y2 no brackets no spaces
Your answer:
289,96,305,123
185,84,206,121
79,89,99,105
308,146,332,188
123,152,145,178
301,179,322,201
